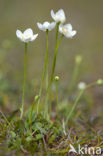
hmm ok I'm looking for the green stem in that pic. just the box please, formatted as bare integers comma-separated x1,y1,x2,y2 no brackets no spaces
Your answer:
66,89,84,125
46,30,49,90
69,63,80,92
29,100,35,125
55,81,59,120
50,23,61,85
55,22,60,46
86,82,97,89
50,35,63,84
0,110,11,127
37,30,49,114
45,35,63,116
66,81,100,125
20,43,27,119
44,24,62,117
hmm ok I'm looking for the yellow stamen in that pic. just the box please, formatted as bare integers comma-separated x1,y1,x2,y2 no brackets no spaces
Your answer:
22,36,25,40
62,28,67,33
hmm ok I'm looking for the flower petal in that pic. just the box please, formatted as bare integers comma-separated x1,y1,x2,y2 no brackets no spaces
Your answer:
24,28,33,36
37,23,44,31
51,10,55,20
24,38,32,42
16,30,23,41
57,9,65,16
48,22,56,31
64,24,72,30
42,22,50,31
59,24,63,33
31,34,38,41
65,30,77,38
56,9,66,23
43,22,50,27
71,30,77,37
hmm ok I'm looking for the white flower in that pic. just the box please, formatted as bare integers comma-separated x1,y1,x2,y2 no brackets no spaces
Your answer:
51,9,66,23
59,24,77,38
78,82,86,90
16,28,38,43
37,22,56,31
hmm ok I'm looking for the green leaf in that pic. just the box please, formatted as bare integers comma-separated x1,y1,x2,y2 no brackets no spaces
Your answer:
35,134,43,140
10,131,16,138
32,122,43,132
26,136,32,142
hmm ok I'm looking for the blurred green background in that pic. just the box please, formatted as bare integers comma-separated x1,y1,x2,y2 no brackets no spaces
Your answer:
0,0,103,111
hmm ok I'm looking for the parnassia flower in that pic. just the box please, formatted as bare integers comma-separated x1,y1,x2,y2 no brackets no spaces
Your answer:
16,28,38,43
37,22,56,31
51,9,66,23
59,24,77,38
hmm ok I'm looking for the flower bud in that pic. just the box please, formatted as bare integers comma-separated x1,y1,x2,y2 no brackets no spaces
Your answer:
35,95,40,101
78,82,86,90
55,76,59,81
75,55,82,64
97,79,103,85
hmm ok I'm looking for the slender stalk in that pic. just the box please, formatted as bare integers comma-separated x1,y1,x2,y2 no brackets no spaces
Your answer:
86,81,97,89
29,95,39,125
44,24,60,117
0,110,11,127
66,81,101,125
20,43,27,119
55,81,59,120
37,30,49,114
50,35,63,84
45,35,63,116
55,22,60,46
69,55,83,92
50,23,61,85
66,89,84,125
46,30,49,90
29,101,35,125
69,63,80,92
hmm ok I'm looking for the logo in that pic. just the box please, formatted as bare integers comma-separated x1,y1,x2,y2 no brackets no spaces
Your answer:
69,144,102,155
69,144,77,153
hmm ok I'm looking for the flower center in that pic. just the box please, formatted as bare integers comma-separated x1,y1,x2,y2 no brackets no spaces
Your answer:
22,35,25,40
62,28,67,33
